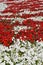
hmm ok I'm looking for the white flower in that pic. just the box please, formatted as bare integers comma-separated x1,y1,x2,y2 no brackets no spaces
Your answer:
0,3,7,11
20,47,26,52
4,56,10,62
0,61,5,65
9,61,13,65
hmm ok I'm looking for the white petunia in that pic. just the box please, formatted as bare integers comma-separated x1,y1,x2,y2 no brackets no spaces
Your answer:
0,3,7,11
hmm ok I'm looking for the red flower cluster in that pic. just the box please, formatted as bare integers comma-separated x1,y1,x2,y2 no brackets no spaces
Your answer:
15,29,35,43
0,0,43,46
2,0,43,14
0,19,43,46
0,21,14,46
15,19,43,43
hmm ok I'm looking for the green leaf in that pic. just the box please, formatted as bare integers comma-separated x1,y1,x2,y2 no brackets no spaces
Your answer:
5,63,10,65
5,50,11,56
18,50,24,57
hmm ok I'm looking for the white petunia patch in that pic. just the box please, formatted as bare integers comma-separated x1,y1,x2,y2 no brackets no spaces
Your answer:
0,3,7,11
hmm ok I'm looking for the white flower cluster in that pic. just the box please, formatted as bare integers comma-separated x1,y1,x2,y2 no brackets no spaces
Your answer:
0,39,43,65
0,3,7,11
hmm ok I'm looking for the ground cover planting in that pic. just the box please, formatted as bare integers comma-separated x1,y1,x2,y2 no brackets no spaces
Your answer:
0,0,43,65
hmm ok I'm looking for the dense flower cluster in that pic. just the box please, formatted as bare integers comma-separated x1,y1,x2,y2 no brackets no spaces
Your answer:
15,19,43,43
0,20,14,46
0,0,43,65
0,40,43,65
0,19,43,46
0,0,43,46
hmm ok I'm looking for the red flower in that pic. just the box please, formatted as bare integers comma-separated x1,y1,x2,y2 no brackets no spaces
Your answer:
0,21,14,46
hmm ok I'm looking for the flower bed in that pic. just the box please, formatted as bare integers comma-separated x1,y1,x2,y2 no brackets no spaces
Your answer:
0,20,14,46
0,0,43,65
